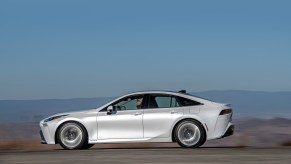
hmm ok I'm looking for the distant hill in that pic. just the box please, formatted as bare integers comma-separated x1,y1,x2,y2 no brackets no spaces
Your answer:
0,97,115,122
0,90,291,122
192,90,291,118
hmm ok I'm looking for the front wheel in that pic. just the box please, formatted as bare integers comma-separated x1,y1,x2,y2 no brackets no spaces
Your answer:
174,120,206,148
57,122,87,150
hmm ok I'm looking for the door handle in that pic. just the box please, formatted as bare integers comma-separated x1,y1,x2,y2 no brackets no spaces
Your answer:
171,110,178,114
133,112,142,116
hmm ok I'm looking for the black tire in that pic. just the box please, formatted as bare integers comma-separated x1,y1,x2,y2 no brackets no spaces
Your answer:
81,143,94,149
174,120,206,148
57,121,88,150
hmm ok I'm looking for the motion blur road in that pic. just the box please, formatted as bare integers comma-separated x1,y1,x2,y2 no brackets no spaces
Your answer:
1,147,291,164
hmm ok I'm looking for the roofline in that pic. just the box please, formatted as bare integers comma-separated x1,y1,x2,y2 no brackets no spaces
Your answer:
96,90,221,111
121,90,217,105
124,90,187,95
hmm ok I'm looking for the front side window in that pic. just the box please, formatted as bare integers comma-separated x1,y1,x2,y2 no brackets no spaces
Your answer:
112,95,144,110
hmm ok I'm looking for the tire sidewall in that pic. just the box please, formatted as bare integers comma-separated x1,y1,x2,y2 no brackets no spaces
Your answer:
174,120,206,148
57,121,87,150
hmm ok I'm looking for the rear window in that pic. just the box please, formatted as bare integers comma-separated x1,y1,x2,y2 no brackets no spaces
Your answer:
177,96,202,106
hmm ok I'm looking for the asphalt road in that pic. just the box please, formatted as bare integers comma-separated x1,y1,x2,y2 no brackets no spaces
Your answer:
1,147,291,164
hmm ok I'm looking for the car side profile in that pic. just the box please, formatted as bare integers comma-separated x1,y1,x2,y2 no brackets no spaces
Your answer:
40,90,234,150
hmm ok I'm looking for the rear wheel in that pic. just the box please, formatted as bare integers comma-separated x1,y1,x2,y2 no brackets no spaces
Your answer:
174,120,206,148
81,143,94,149
57,122,87,150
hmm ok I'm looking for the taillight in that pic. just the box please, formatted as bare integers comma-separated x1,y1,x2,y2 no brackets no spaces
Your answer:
219,109,232,115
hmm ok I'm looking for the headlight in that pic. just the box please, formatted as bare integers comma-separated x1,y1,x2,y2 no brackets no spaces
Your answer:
44,114,68,122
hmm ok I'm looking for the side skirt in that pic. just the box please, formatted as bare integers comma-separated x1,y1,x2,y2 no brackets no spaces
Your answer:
89,137,172,144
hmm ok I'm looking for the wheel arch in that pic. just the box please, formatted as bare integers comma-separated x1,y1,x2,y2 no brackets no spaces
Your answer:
54,120,89,144
171,118,207,142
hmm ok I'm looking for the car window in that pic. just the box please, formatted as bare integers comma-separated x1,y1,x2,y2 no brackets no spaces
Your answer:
112,95,144,110
177,96,202,106
148,95,181,108
155,96,171,108
171,97,180,107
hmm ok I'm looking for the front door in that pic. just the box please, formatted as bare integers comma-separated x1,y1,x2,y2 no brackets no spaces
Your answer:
97,94,144,140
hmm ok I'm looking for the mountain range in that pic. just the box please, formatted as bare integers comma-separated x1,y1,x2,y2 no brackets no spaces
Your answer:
0,90,291,122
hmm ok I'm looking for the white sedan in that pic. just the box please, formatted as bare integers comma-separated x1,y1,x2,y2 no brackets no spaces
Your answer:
40,90,234,150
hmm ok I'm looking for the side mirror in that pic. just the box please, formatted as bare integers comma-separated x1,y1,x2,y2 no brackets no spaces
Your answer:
107,106,113,115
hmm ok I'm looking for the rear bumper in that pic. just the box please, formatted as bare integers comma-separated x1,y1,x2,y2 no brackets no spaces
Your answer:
220,124,234,138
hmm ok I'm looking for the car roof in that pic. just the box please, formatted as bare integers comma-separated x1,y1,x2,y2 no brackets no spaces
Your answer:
122,90,213,104
124,90,186,96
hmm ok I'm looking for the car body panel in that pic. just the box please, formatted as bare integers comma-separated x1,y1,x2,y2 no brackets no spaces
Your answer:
40,91,234,145
143,106,185,138
97,109,143,139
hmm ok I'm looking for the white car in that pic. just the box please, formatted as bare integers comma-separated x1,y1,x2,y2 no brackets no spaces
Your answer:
40,90,234,150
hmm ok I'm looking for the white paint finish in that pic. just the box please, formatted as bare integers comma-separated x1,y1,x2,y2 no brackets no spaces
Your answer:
213,114,232,138
196,108,221,139
81,115,98,141
40,90,234,146
97,110,143,139
39,122,54,144
143,107,185,138
189,106,200,114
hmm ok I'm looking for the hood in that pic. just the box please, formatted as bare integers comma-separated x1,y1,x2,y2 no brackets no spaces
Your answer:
54,109,95,116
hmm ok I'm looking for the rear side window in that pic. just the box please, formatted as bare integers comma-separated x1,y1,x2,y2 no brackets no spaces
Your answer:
155,96,172,108
177,96,202,106
147,95,181,108
146,94,202,109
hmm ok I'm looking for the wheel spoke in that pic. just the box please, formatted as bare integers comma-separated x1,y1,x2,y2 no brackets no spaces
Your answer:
60,123,83,149
177,122,201,146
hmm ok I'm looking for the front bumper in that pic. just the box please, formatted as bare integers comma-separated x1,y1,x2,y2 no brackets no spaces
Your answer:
40,130,47,144
39,121,56,144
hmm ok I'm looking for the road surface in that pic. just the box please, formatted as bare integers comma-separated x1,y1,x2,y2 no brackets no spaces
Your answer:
1,147,290,164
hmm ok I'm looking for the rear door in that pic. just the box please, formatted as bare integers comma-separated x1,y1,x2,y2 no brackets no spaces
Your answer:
142,94,185,138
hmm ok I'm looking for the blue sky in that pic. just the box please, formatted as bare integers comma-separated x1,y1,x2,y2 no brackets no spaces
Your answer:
0,0,290,99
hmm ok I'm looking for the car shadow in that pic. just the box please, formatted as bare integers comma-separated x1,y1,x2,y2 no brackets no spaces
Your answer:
53,145,247,151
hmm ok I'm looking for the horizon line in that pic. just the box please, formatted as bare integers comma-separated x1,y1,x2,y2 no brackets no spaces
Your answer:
1,89,291,101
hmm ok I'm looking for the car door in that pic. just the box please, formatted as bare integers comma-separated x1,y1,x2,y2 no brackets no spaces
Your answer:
143,94,186,138
97,94,144,140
